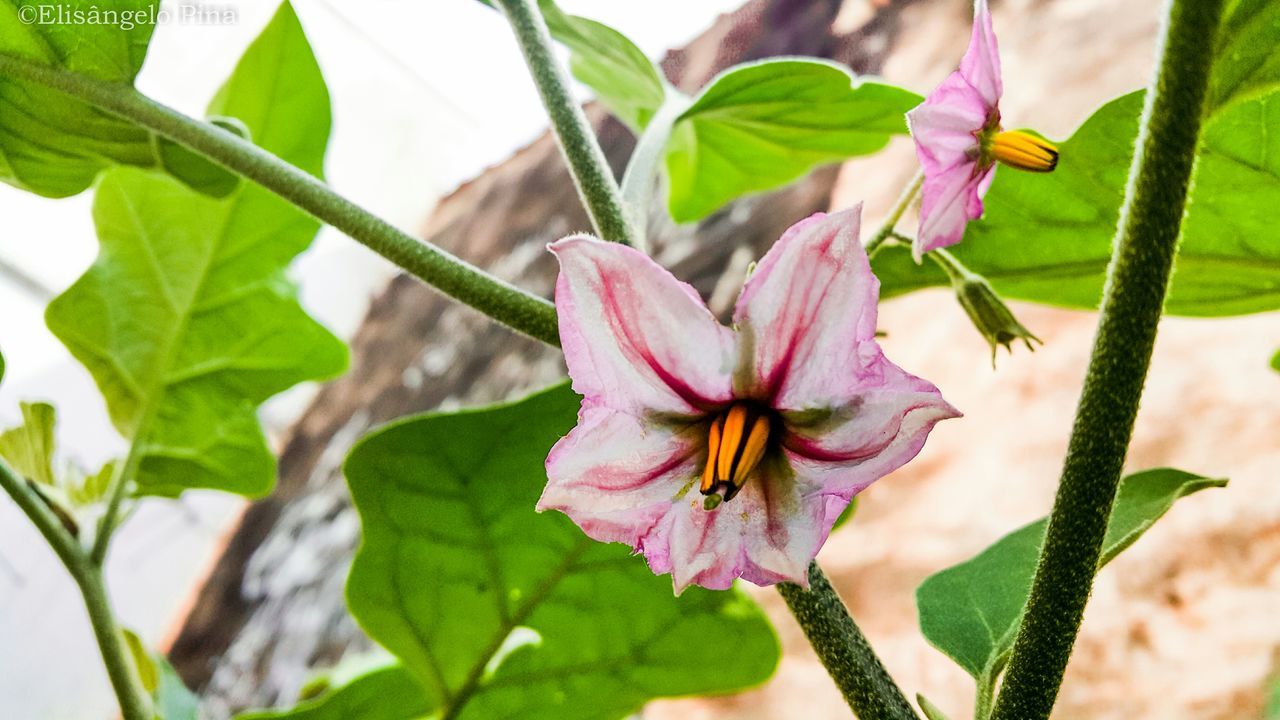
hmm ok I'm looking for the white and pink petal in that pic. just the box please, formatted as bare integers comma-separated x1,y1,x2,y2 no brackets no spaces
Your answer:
551,235,735,417
782,352,960,498
732,208,881,409
540,404,701,548
958,0,1003,107
642,458,829,593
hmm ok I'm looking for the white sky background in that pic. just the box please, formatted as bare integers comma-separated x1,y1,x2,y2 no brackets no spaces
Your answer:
0,1,742,717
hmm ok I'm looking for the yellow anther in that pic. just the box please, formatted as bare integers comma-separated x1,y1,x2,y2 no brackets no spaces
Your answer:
701,403,773,505
991,130,1058,172
717,405,749,481
700,419,721,495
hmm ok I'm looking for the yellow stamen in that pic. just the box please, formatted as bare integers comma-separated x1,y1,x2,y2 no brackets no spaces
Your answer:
700,419,721,494
991,130,1058,172
701,403,773,506
735,416,771,486
717,405,748,481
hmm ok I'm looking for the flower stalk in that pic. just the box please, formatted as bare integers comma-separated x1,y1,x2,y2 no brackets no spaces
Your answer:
990,0,1225,717
494,0,638,248
865,170,923,257
778,563,918,720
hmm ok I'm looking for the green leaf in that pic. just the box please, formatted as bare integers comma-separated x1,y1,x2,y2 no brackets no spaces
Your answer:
122,628,200,720
916,468,1225,681
344,383,780,720
832,496,857,531
64,459,115,506
538,0,667,133
154,117,249,199
875,0,1280,317
45,2,346,497
874,86,1280,316
1267,666,1280,720
1271,349,1279,373
0,401,114,512
235,661,433,720
0,0,232,196
664,59,920,222
122,628,160,695
0,401,57,486
0,346,5,386
1208,0,1280,113
153,653,200,720
917,693,952,720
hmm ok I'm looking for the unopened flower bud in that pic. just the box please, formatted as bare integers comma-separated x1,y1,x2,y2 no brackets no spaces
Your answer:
951,271,1041,366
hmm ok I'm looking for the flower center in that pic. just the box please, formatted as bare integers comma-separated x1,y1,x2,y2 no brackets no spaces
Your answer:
700,402,774,510
989,130,1058,172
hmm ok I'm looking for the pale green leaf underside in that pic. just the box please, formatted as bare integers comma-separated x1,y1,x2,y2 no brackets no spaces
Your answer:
344,383,779,720
44,3,345,496
0,0,234,196
665,59,920,222
874,0,1280,317
916,469,1225,680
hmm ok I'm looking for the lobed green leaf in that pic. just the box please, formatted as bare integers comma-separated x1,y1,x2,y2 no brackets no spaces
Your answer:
916,469,1225,682
665,59,919,222
44,2,346,497
0,0,235,196
342,383,779,720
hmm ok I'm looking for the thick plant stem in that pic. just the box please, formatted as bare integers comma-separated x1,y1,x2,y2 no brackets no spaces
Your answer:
494,0,637,247
0,54,560,347
0,462,152,720
990,0,1223,718
778,563,918,720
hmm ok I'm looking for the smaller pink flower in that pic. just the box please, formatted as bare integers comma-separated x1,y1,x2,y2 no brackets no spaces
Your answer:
906,0,1058,260
540,208,960,593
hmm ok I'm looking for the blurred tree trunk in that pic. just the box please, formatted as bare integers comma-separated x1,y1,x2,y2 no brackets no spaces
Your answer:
168,1,919,715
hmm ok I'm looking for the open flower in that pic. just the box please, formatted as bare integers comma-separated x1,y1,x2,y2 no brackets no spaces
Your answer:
906,0,1058,260
540,208,959,592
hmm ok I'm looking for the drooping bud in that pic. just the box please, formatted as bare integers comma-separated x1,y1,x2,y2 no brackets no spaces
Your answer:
954,273,1041,365
931,249,1041,365
990,130,1058,172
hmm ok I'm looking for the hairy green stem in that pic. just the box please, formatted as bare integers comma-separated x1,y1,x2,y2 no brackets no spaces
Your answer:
778,562,918,720
0,461,152,720
0,53,560,347
494,0,637,247
990,0,1224,717
866,170,923,257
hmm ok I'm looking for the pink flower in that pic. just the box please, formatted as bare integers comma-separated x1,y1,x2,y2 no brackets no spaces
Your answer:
540,208,960,593
906,0,1058,260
